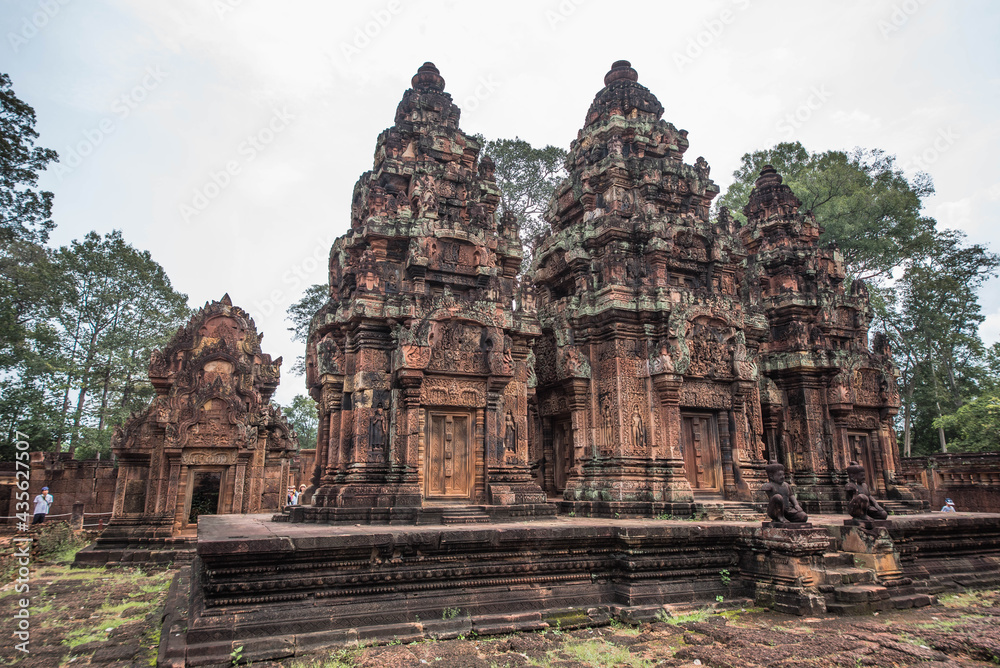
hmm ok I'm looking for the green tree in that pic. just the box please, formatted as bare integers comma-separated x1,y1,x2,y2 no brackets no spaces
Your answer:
718,142,935,281
476,136,567,268
933,394,1000,453
52,231,190,457
0,72,58,246
282,394,317,450
877,231,1000,455
0,73,62,455
286,283,328,376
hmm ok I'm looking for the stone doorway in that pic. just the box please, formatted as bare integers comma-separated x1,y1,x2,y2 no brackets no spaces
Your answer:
186,469,224,526
847,431,880,493
425,411,473,500
551,418,574,494
681,413,723,492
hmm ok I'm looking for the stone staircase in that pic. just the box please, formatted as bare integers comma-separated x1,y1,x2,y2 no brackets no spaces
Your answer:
692,493,766,521
815,551,934,614
883,499,930,515
414,505,493,525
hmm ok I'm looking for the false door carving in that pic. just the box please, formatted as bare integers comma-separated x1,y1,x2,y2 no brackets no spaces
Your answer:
425,411,473,499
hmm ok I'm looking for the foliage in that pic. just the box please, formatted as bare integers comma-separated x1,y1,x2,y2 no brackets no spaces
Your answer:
933,393,1000,453
283,394,318,448
0,72,58,246
36,521,89,562
876,231,1000,455
51,230,190,457
286,282,328,376
718,141,935,281
0,74,63,455
476,135,567,270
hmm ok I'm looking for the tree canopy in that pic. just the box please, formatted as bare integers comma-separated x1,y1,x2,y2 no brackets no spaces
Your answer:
286,282,328,376
477,136,566,268
282,394,318,450
0,72,58,246
718,142,936,282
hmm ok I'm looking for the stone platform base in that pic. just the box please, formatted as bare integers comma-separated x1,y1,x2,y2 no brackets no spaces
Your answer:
73,542,195,567
279,502,558,525
159,512,1000,667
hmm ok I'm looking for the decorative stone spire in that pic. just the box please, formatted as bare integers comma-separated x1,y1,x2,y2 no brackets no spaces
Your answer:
411,61,445,91
584,60,665,131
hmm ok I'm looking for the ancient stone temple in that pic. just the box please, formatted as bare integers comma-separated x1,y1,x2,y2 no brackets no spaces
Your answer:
299,63,549,521
742,166,917,511
164,63,1000,667
79,295,298,562
531,60,767,514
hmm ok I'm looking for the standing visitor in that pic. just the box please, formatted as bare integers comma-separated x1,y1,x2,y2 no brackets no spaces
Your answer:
33,486,54,524
941,498,957,512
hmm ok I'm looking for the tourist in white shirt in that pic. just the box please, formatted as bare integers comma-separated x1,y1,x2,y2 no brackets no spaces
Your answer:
33,486,53,524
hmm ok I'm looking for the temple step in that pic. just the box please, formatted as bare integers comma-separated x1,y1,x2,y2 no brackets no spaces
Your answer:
438,506,492,524
883,500,930,515
821,567,877,586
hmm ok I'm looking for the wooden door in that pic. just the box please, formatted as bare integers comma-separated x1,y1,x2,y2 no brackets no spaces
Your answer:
681,413,721,492
847,432,880,493
552,419,573,493
425,412,473,499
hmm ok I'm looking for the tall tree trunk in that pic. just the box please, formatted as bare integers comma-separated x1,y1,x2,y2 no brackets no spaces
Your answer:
96,361,112,431
903,384,914,458
56,318,83,450
69,329,99,455
930,361,948,453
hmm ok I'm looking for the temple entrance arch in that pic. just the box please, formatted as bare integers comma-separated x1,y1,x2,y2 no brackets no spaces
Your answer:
680,413,722,492
424,410,474,501
184,468,226,528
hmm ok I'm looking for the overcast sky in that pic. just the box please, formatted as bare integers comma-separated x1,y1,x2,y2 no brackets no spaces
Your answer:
4,0,999,406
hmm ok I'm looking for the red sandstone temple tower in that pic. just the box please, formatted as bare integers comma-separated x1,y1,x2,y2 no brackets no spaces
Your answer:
302,63,549,521
89,295,298,556
531,61,767,515
741,166,920,511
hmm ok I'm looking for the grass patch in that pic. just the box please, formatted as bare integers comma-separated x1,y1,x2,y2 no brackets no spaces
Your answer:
529,639,653,668
939,590,992,608
656,607,714,625
607,617,641,636
36,522,90,563
915,615,986,631
898,632,931,648
280,647,358,667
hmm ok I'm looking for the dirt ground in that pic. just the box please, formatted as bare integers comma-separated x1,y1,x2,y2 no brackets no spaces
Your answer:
0,532,174,668
2,533,1000,668
275,594,1000,668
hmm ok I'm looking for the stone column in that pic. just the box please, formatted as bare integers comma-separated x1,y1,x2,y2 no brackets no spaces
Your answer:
652,373,693,503
321,381,344,484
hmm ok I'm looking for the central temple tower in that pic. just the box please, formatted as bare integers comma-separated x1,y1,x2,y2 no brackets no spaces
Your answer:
531,61,768,515
303,63,549,521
